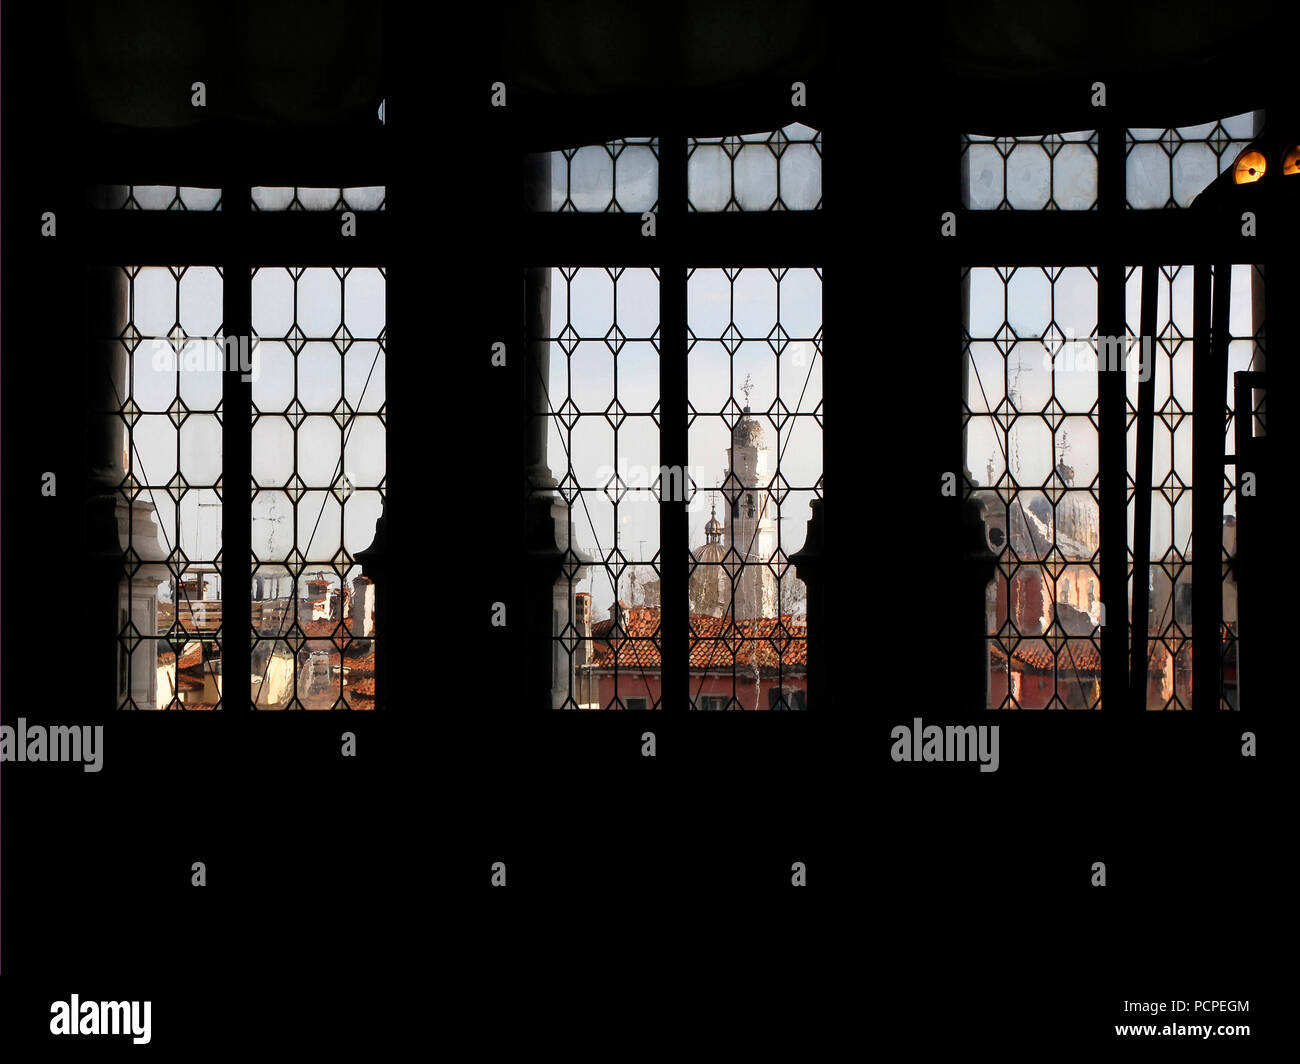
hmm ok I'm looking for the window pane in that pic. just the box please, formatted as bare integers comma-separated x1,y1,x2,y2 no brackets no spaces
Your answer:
1125,264,1263,710
90,186,223,210
251,187,386,211
964,266,1102,708
961,132,1098,211
104,266,224,708
688,125,822,212
1125,110,1262,208
687,267,820,709
1125,265,1195,707
250,266,386,708
527,139,660,213
1222,265,1264,711
530,267,661,708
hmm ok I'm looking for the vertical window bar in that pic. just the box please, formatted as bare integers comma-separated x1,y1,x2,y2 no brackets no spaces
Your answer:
658,125,688,712
1097,123,1128,709
223,182,253,709
1128,263,1159,709
1192,261,1231,709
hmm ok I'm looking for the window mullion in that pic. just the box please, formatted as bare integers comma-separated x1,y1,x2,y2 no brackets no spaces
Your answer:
222,183,253,710
1192,260,1231,709
658,127,689,712
1128,263,1159,709
1097,123,1130,710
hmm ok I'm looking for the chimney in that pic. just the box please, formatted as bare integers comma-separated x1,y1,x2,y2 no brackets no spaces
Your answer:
350,575,376,637
574,592,592,665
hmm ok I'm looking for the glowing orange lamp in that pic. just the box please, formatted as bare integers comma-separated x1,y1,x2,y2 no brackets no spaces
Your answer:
1233,149,1267,184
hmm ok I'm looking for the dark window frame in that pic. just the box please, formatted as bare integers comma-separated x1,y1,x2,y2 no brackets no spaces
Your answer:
521,119,829,712
956,107,1275,713
78,124,391,711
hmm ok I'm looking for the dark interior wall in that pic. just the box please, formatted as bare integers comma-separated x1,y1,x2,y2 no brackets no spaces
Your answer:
0,0,1285,1033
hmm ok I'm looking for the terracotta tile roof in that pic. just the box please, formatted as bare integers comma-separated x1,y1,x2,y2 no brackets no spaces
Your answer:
157,643,208,670
300,618,355,638
994,631,1222,675
991,642,1102,673
589,606,807,672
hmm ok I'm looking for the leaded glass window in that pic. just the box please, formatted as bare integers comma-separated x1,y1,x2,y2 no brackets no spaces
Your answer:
1125,110,1260,208
531,266,661,709
964,266,1101,708
961,131,1099,210
686,267,820,710
687,124,821,211
91,186,224,210
529,139,660,213
105,265,225,709
963,105,1267,712
251,187,387,211
529,128,824,710
250,267,386,709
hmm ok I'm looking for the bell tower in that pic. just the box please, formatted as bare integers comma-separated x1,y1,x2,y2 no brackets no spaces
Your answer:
725,375,778,618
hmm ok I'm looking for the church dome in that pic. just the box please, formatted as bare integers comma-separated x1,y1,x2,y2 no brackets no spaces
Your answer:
1056,491,1099,556
693,541,727,564
704,512,723,537
690,542,730,616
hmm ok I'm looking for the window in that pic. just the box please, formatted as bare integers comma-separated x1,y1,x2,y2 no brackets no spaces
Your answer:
1126,111,1260,208
687,268,820,711
964,112,1267,711
687,124,822,211
91,185,223,211
532,138,659,213
249,267,386,709
92,176,386,709
965,265,1100,708
104,265,225,709
962,130,1099,210
251,187,386,211
527,126,824,711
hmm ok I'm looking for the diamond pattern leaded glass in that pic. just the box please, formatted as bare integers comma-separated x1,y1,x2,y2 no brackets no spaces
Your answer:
1221,264,1263,710
531,267,661,709
1123,265,1195,708
686,267,821,709
529,139,660,213
250,266,386,708
91,186,223,210
1118,265,1256,709
251,187,386,211
963,265,1102,708
961,131,1099,210
1125,110,1260,208
101,266,225,709
687,125,821,211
